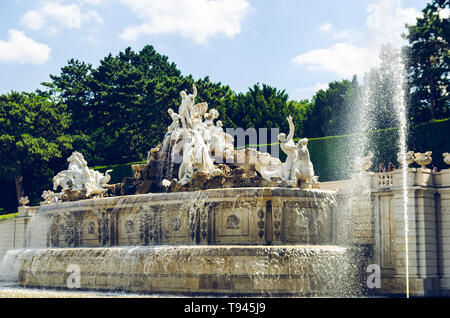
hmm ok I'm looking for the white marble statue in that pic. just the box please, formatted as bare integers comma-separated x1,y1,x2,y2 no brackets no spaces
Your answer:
178,138,195,185
163,85,319,188
192,102,209,126
204,109,219,127
178,84,196,129
167,108,181,132
255,152,282,181
192,128,216,173
45,151,112,201
273,116,319,187
165,85,235,184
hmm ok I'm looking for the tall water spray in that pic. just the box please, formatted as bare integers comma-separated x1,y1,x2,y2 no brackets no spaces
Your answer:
354,0,412,297
390,51,410,299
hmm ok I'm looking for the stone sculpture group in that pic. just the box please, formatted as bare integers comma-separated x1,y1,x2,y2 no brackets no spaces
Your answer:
44,84,320,203
164,85,319,188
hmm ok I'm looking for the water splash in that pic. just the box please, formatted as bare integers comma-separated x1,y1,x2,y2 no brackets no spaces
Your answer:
390,50,410,298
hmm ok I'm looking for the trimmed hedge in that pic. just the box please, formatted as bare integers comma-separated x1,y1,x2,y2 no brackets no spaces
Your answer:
92,161,144,184
308,118,450,181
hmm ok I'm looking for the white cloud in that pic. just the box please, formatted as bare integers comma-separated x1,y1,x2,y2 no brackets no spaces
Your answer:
0,30,51,65
296,82,329,94
83,0,105,5
333,30,351,40
319,23,333,32
293,0,422,78
20,2,103,32
293,43,379,78
21,10,45,30
119,0,251,44
293,82,330,100
439,7,450,20
85,35,102,44
319,22,361,41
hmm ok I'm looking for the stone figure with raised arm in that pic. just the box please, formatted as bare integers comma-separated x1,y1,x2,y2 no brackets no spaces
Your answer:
279,115,298,182
178,84,197,129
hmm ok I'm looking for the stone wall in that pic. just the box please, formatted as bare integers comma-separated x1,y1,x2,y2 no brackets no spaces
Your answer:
0,207,38,259
0,216,31,260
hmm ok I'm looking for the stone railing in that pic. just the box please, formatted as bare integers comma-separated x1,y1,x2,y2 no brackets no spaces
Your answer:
377,172,394,188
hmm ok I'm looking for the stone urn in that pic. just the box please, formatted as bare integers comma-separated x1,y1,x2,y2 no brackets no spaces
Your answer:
19,196,29,207
397,151,415,167
355,154,373,172
444,153,450,166
414,151,432,169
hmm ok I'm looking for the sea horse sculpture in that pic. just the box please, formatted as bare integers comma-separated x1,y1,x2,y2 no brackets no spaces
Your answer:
45,151,113,202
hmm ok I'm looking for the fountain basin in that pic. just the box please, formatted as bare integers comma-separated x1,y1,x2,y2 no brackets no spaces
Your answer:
30,188,338,248
3,187,362,296
11,246,361,296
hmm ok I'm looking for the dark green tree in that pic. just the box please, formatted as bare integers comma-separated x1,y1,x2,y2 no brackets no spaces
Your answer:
304,77,360,137
42,45,182,165
0,92,73,209
405,0,449,123
228,84,290,131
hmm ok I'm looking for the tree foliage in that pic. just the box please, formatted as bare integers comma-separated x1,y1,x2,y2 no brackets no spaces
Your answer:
0,92,74,207
303,77,360,137
405,0,450,123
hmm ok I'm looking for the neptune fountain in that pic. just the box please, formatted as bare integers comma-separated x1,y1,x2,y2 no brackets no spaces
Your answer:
0,84,364,296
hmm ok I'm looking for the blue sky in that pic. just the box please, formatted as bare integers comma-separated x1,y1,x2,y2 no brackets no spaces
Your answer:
0,0,433,101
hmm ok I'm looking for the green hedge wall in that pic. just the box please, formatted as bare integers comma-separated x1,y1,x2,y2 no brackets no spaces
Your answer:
92,161,143,184
307,118,450,182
